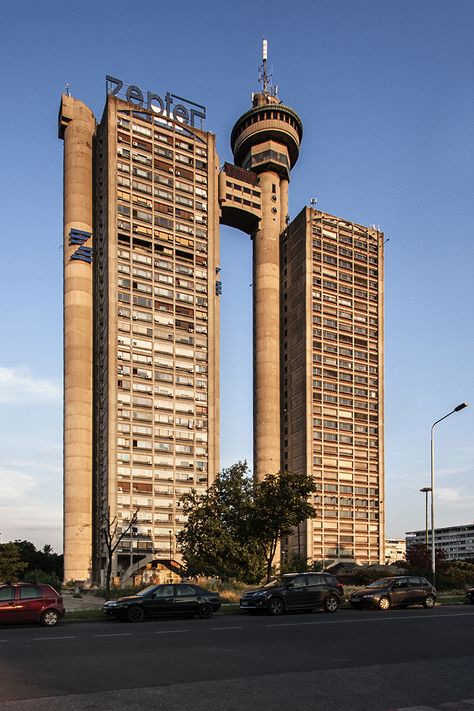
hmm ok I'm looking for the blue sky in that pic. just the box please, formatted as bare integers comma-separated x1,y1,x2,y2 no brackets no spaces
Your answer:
0,0,473,553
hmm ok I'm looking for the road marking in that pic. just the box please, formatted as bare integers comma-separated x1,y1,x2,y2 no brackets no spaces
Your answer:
33,636,76,641
267,611,474,628
210,626,243,631
154,629,189,634
393,704,474,711
94,633,133,638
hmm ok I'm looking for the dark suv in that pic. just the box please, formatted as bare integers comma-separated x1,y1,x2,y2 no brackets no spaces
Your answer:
240,572,344,616
349,576,436,610
0,583,65,626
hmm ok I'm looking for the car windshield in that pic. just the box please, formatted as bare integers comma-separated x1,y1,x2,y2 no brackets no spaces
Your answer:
136,585,158,597
366,578,393,588
263,579,283,589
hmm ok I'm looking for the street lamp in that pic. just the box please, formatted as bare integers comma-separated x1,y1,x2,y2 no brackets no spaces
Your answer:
430,402,468,583
168,529,173,583
420,487,432,546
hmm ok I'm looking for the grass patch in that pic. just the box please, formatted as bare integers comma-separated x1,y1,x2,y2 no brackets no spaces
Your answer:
65,609,104,621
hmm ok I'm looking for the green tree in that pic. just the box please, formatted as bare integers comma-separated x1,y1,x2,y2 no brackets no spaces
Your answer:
280,552,310,575
406,542,447,574
14,540,63,579
177,462,265,583
0,542,27,582
252,471,317,582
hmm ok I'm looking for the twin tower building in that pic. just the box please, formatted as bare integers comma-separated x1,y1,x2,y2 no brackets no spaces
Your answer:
59,56,385,583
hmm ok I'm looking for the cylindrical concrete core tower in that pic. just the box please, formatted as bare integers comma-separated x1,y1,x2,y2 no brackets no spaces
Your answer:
58,95,96,582
230,92,303,480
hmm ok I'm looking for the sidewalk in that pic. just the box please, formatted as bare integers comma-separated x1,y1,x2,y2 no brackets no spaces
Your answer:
62,591,106,612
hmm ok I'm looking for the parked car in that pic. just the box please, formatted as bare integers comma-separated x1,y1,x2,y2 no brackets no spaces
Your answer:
103,583,221,622
240,572,344,616
0,583,65,626
349,576,436,610
466,587,474,604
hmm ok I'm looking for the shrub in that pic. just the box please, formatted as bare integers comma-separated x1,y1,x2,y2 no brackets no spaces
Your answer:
23,570,62,591
435,561,474,590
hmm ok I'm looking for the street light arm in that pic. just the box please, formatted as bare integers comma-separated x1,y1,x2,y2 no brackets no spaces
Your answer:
431,410,457,432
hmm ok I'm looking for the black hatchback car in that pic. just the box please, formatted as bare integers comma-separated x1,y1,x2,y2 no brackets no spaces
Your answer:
349,576,436,610
103,583,221,622
240,572,344,616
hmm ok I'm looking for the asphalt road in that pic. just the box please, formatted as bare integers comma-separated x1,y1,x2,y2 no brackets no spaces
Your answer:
0,606,473,711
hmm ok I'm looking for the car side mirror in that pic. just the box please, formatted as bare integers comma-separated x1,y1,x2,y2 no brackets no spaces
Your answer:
287,583,295,589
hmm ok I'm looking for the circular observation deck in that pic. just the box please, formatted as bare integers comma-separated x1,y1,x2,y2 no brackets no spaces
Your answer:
230,97,303,170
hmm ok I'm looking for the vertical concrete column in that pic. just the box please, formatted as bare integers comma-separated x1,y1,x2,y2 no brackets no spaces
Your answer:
253,170,282,479
279,177,289,233
60,96,96,582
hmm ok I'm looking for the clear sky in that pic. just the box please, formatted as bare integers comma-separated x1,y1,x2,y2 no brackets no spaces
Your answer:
0,0,473,553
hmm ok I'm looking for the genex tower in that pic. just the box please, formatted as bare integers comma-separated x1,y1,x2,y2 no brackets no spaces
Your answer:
221,40,303,479
60,40,384,583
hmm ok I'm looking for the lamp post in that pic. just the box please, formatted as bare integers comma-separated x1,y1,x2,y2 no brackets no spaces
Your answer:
430,402,468,584
168,529,173,583
420,487,432,547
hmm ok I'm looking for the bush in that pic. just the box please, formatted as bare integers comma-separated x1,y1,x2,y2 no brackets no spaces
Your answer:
435,561,474,590
23,570,62,591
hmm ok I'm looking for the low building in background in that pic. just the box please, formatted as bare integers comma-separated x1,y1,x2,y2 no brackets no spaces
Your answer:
406,524,474,561
384,538,406,564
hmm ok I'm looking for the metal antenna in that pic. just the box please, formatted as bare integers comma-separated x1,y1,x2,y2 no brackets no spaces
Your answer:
258,39,277,97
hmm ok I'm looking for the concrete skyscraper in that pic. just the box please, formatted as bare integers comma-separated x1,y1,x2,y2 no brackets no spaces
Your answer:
60,45,384,583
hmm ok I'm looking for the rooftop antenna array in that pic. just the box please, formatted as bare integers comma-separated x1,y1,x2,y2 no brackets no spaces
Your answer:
258,39,278,98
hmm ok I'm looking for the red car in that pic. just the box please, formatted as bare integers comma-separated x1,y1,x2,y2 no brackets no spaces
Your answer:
0,583,65,626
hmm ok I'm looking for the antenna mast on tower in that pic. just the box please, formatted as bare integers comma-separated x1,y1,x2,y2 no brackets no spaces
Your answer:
258,39,278,97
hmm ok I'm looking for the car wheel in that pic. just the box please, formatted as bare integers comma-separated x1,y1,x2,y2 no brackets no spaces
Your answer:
268,597,285,616
197,603,213,619
423,595,436,609
323,595,340,613
378,596,391,611
41,609,60,627
127,606,145,623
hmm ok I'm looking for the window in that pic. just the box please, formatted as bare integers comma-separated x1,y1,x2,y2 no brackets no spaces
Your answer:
307,574,324,586
0,586,14,601
19,586,41,600
153,585,174,598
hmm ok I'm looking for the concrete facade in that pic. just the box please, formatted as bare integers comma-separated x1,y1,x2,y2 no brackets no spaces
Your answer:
60,93,220,582
280,209,385,564
59,96,96,582
227,92,303,479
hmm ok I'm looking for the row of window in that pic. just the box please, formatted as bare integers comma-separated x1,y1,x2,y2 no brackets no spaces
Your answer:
313,223,380,252
313,239,379,263
117,250,208,280
117,172,207,200
117,115,207,158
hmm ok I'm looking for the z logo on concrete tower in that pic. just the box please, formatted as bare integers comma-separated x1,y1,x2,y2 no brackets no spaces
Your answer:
69,229,92,263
